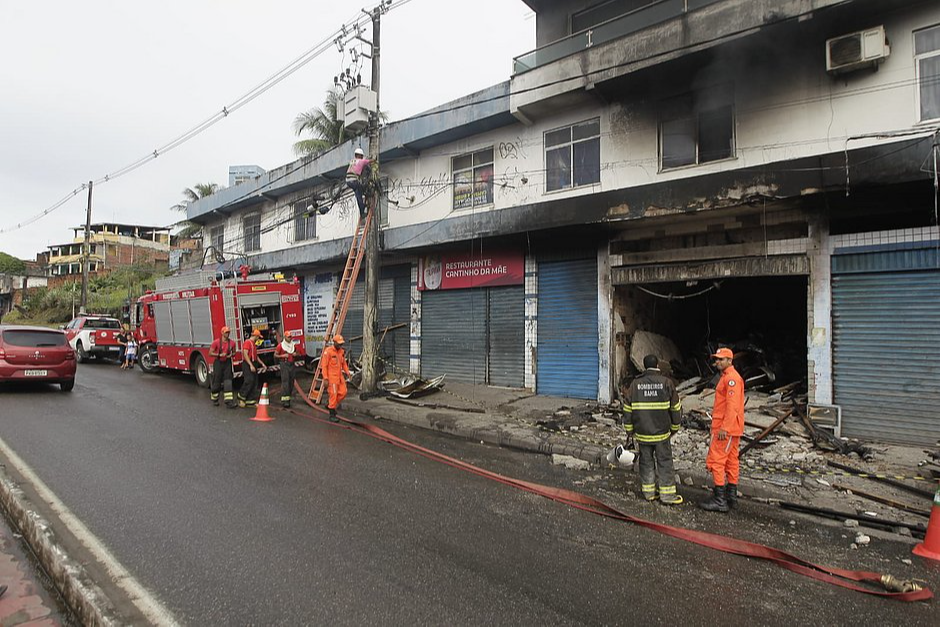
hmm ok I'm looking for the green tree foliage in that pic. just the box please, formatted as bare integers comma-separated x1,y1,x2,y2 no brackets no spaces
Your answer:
0,252,26,274
171,182,221,238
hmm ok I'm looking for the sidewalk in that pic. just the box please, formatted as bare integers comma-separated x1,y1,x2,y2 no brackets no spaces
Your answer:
300,375,938,538
0,511,65,626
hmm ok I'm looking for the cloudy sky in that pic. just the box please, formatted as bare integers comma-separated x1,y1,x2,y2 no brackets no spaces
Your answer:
0,0,534,259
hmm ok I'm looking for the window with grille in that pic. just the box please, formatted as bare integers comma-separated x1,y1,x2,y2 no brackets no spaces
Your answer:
293,201,316,242
545,118,600,192
243,214,261,252
452,148,494,210
210,225,225,255
660,87,734,170
916,25,940,122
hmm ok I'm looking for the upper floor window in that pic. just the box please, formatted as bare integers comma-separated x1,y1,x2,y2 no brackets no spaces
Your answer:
660,87,734,170
243,214,261,252
915,25,940,122
453,148,494,210
293,201,316,242
210,225,225,255
545,118,601,192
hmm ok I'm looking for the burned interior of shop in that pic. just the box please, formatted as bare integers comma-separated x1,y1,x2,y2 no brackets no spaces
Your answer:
616,275,808,390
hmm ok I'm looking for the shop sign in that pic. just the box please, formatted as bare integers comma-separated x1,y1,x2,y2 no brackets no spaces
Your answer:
418,251,523,291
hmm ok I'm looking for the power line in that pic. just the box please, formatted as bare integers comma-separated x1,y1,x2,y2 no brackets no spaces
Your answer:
1,1,413,236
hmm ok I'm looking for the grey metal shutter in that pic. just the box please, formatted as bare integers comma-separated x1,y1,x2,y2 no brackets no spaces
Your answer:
421,290,486,384
392,276,410,370
154,301,173,343
537,258,599,399
190,298,213,346
343,282,365,360
488,286,524,387
832,265,940,445
170,300,192,344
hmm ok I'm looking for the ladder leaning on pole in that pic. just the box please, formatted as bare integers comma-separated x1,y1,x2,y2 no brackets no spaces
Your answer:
308,202,374,404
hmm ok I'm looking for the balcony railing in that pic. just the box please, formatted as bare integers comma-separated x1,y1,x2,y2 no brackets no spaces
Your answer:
512,0,723,75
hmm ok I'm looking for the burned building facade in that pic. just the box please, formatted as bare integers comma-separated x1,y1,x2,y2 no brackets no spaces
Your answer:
186,0,939,445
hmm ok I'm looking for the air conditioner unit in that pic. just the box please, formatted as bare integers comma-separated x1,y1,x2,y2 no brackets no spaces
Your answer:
826,26,889,74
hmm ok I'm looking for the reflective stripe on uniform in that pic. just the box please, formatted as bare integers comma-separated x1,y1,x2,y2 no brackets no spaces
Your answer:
622,406,633,414
671,401,682,411
210,392,219,400
635,432,671,443
630,401,671,410
670,424,681,432
659,485,677,494
623,424,634,432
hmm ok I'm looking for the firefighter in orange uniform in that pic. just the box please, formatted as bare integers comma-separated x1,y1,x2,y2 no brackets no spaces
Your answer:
321,334,350,422
699,347,745,513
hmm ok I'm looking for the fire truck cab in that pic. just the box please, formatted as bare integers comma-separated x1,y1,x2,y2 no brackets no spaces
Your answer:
131,269,305,387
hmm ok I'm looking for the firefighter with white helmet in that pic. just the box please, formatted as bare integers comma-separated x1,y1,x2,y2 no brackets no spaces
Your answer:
345,147,373,219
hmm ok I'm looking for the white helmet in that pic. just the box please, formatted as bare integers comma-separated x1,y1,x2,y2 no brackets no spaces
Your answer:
607,444,636,467
354,147,364,157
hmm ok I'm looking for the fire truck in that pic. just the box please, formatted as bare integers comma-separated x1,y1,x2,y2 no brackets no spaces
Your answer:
131,269,305,387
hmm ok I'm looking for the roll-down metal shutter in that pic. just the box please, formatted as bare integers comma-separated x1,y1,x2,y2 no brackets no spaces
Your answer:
537,258,598,399
832,250,940,444
421,290,487,383
343,274,408,369
488,286,524,387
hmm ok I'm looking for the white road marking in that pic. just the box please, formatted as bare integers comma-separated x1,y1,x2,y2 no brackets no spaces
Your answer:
0,436,180,626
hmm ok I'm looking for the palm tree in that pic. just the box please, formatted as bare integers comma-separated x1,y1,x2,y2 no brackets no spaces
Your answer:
292,88,350,157
172,182,221,237
292,88,388,157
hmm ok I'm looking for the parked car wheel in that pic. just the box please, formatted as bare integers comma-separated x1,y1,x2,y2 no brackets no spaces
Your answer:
193,354,210,388
138,347,158,373
76,342,89,363
60,379,75,392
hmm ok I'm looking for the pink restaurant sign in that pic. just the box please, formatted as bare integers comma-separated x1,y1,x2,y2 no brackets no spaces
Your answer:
418,251,524,291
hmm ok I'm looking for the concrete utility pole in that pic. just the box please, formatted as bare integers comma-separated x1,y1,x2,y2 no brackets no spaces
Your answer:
80,180,93,314
361,4,383,394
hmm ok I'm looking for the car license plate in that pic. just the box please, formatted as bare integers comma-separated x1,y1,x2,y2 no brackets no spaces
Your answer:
24,370,48,377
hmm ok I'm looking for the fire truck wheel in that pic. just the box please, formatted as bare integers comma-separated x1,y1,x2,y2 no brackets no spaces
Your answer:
192,354,210,388
76,342,89,364
138,347,158,373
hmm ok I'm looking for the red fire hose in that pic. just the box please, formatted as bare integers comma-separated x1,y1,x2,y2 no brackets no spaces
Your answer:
292,382,931,602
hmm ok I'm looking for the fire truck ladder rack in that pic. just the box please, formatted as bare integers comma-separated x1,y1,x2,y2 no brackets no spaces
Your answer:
308,205,374,404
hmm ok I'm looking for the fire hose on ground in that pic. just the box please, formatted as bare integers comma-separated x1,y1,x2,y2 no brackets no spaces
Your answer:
292,381,931,602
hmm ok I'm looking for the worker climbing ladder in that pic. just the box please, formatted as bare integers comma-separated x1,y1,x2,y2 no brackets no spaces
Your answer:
308,197,375,404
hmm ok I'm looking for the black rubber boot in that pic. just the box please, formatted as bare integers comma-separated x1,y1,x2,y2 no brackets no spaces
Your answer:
726,484,738,509
698,485,729,513
329,408,339,422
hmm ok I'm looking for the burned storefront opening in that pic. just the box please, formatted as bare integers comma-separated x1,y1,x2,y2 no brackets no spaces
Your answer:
616,275,808,392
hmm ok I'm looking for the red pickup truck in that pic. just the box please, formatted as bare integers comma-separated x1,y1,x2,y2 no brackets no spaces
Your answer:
63,315,124,363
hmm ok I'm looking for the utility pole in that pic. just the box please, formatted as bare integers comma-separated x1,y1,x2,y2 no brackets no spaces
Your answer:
80,180,93,314
361,4,384,394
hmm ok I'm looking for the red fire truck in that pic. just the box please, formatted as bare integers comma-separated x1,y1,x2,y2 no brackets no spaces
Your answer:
131,269,305,386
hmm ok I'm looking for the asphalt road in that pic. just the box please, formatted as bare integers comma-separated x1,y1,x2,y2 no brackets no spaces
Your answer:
0,361,937,625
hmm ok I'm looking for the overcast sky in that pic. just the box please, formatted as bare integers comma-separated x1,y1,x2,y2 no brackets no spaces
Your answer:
0,0,534,260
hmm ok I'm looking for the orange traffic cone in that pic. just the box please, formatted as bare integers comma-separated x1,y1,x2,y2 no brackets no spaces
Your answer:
250,383,274,422
913,485,940,562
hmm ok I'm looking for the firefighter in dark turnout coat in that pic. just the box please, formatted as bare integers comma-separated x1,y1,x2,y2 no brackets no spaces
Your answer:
623,354,683,504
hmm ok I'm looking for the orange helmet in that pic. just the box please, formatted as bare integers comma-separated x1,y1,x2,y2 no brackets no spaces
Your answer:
251,329,262,337
333,334,345,345
220,326,230,334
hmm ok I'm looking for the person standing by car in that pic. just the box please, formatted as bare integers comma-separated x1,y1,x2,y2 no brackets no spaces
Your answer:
238,329,266,408
209,326,237,408
123,336,138,370
274,331,297,408
116,323,130,364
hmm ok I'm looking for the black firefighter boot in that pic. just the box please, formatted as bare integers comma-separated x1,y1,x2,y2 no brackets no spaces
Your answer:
726,484,738,509
698,485,729,513
329,408,339,423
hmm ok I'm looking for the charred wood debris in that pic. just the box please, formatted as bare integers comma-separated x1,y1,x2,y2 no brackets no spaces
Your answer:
535,332,940,538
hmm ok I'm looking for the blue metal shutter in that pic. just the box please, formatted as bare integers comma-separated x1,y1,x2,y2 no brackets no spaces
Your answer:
488,286,525,387
421,290,487,384
832,260,940,444
537,258,598,399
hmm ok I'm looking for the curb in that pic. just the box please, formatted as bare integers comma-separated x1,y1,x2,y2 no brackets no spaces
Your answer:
0,465,119,627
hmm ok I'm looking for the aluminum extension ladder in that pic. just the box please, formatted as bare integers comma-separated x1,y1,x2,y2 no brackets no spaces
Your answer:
308,202,374,404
